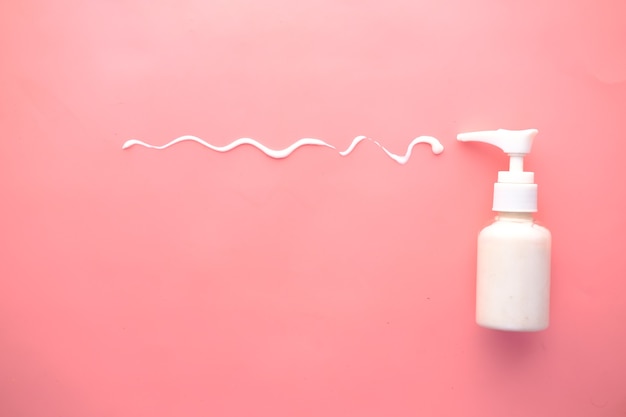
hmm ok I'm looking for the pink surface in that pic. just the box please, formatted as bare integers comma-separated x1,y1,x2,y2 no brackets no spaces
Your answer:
1,1,626,416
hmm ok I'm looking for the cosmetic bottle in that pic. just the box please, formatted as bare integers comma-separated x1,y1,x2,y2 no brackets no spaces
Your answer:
458,128,551,331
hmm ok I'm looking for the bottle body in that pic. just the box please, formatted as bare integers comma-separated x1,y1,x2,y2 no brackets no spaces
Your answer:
476,212,551,331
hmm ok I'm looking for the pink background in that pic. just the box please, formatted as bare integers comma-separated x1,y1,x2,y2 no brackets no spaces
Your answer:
1,1,626,416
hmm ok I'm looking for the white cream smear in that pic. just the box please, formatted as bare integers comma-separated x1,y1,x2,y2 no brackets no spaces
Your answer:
122,135,443,164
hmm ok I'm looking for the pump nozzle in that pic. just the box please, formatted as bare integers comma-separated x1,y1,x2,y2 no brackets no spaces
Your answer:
457,129,537,155
457,128,540,213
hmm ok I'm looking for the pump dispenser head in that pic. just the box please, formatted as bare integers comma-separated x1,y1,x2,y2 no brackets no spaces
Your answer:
457,129,539,212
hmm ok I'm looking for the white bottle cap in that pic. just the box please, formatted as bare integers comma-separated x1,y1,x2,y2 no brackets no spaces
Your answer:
457,128,539,212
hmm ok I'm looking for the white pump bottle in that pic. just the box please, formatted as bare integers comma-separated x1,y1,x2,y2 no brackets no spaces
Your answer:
457,129,551,331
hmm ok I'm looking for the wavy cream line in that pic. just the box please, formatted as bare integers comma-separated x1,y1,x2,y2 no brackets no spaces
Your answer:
372,136,444,164
122,135,443,164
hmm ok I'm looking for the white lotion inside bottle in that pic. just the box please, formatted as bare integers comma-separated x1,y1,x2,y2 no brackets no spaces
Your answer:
476,212,551,331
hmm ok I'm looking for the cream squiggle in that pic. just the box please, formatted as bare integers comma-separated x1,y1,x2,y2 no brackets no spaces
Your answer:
372,136,444,164
338,135,369,156
122,136,334,158
122,135,443,164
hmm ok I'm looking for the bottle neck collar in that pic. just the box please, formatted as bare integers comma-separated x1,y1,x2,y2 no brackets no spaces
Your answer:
495,212,534,221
